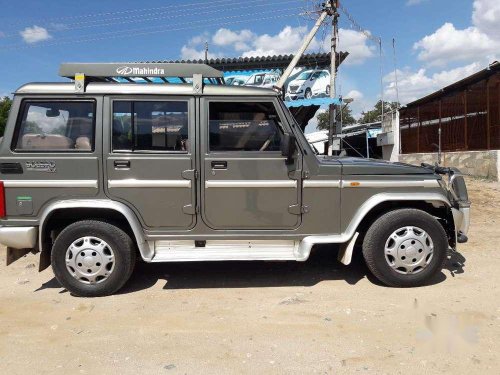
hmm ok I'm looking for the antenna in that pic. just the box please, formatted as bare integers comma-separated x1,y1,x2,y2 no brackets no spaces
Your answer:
379,38,384,123
392,38,400,106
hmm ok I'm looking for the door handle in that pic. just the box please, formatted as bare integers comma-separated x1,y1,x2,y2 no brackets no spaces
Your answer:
114,160,131,169
211,161,227,170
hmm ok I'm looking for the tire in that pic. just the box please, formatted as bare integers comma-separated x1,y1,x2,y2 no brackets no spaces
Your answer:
325,85,330,96
51,220,136,297
362,209,448,287
305,88,312,99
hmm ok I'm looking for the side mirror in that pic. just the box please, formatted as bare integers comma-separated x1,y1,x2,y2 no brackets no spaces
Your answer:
281,132,297,164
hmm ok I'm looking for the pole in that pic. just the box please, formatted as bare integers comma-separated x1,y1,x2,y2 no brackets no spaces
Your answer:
327,0,339,156
379,38,384,124
274,10,328,90
365,127,370,158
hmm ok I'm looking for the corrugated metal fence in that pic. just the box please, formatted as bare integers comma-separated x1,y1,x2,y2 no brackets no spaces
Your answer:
400,74,500,153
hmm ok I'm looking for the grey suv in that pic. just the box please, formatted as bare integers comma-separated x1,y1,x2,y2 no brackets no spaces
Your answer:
0,63,470,296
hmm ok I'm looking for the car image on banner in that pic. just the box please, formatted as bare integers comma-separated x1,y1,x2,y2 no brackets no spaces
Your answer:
285,69,330,100
243,72,280,88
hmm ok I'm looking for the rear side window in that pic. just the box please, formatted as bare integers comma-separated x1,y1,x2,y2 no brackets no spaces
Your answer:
14,101,95,152
112,101,189,152
209,101,283,152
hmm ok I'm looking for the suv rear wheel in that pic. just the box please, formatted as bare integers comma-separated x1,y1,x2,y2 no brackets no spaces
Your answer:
51,220,136,297
362,209,448,287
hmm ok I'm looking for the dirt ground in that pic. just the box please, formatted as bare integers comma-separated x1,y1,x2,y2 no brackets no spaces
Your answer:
0,177,499,375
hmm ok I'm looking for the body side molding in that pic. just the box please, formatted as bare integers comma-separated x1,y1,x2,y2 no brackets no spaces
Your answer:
205,180,297,188
108,179,191,188
4,180,98,188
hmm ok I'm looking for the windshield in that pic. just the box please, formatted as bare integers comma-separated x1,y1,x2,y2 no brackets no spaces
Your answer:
297,71,313,80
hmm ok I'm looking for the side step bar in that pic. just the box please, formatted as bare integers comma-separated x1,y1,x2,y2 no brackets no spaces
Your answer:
150,240,300,262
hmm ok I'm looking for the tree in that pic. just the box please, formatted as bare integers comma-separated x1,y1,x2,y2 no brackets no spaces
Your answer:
316,105,356,131
0,96,12,137
358,100,399,124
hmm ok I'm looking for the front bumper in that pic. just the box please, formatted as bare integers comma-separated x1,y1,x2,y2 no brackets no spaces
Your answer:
0,226,38,249
451,205,470,243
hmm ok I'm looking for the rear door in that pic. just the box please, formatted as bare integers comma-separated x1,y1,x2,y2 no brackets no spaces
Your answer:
2,97,100,218
104,96,196,230
200,97,302,230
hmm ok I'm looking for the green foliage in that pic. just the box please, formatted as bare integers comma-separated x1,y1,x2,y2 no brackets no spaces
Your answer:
358,100,399,124
0,96,12,137
316,105,356,130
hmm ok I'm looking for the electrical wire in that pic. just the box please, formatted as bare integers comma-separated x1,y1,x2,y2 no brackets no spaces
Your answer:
0,10,305,51
0,0,243,28
338,2,380,44
0,0,302,38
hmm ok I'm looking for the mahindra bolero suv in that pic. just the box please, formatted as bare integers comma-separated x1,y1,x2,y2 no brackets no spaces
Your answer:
0,63,470,297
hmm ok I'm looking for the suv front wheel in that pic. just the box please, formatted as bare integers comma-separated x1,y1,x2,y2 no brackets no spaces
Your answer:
51,220,136,297
362,209,448,287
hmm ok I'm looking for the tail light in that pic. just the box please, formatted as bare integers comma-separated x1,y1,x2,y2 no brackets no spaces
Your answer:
0,181,5,218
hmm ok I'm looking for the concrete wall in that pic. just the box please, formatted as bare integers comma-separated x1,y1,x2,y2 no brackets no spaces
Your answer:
399,150,500,181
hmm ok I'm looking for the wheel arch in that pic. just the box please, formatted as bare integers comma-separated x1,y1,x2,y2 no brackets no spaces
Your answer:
353,198,456,250
298,192,454,261
38,200,151,271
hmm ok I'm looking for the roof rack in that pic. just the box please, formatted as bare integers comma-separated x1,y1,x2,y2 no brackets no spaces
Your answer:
59,62,224,93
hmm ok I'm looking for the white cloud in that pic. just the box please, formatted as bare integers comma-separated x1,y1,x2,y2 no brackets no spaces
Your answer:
242,26,311,57
243,26,374,65
181,26,374,66
20,25,51,44
337,29,375,65
180,46,221,60
180,32,222,60
413,1,500,67
384,61,485,104
472,0,500,38
345,89,363,101
406,0,428,6
413,22,499,67
344,89,366,119
212,28,255,51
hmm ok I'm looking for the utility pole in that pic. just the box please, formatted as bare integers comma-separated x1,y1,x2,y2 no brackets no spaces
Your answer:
327,0,339,156
204,42,209,64
275,8,329,91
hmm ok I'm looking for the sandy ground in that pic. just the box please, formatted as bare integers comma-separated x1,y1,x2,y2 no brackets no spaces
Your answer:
0,177,499,375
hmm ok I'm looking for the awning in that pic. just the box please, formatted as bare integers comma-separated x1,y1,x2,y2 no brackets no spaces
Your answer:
285,97,342,107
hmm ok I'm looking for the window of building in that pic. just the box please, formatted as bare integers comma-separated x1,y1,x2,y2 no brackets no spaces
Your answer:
209,102,283,152
112,101,188,152
14,101,95,152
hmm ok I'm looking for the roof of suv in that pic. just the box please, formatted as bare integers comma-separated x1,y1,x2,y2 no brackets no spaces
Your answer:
15,82,279,96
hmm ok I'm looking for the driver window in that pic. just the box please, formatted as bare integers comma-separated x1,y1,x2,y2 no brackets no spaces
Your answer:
209,102,283,152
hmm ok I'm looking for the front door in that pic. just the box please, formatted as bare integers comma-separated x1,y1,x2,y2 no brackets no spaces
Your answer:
104,96,196,230
200,98,302,230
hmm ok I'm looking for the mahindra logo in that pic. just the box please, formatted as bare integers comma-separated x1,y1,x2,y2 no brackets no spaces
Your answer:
116,66,133,75
115,65,166,76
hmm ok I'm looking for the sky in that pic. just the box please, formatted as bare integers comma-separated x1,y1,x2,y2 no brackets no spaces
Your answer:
0,0,498,131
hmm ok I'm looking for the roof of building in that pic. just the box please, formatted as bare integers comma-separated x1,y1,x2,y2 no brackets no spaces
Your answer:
15,82,278,96
154,52,349,72
402,61,500,108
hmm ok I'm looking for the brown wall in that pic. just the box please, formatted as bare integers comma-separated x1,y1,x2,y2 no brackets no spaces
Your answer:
400,72,500,153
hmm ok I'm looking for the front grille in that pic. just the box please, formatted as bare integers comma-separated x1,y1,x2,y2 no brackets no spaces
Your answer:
289,85,299,93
